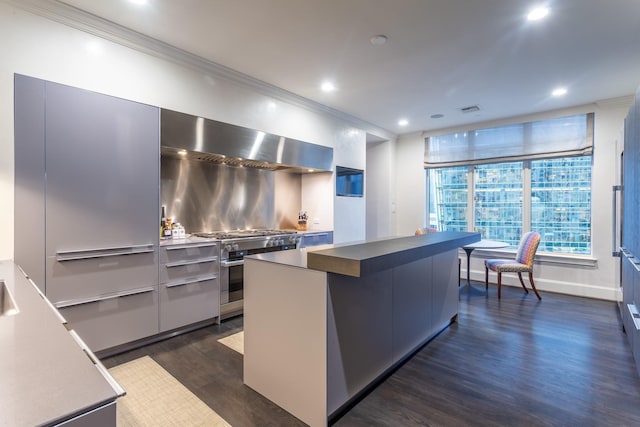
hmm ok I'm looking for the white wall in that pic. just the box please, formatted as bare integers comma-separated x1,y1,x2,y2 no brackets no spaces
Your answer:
0,2,388,258
394,100,633,300
333,128,367,243
395,131,428,237
366,139,396,239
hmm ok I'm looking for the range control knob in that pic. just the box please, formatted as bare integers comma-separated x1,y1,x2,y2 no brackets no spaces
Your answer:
232,243,240,251
224,244,234,252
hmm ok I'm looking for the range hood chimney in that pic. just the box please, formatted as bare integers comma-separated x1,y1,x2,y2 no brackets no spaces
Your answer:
161,109,333,172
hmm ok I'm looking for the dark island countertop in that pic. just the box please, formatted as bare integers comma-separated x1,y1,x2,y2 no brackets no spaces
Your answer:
248,231,480,278
306,231,480,277
0,260,120,426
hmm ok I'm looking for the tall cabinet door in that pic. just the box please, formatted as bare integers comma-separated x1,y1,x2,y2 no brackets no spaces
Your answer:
44,82,160,351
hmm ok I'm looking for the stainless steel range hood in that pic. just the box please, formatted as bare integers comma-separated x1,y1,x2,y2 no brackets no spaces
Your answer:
161,109,333,172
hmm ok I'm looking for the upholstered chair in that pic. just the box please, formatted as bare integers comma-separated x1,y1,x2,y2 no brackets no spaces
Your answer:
484,231,541,299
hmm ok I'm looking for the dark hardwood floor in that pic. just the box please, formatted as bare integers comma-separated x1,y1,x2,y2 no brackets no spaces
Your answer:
102,283,640,426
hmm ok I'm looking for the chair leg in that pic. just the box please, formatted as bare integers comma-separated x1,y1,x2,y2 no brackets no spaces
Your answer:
529,271,541,300
517,272,529,294
498,272,502,299
485,266,489,292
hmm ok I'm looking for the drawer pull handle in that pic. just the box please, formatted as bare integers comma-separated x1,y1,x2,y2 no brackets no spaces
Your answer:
165,275,217,288
220,259,244,268
165,256,217,268
56,244,154,261
628,304,640,331
54,286,155,308
165,243,217,251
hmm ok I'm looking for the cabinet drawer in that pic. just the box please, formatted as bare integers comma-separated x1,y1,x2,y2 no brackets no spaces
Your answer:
160,242,218,264
300,232,333,248
46,251,158,305
58,287,158,352
160,258,218,284
159,277,220,332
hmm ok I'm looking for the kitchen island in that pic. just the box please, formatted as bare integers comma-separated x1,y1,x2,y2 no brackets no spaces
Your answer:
0,260,122,426
243,231,480,427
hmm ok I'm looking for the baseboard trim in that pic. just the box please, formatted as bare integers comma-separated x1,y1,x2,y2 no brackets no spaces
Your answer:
465,270,618,301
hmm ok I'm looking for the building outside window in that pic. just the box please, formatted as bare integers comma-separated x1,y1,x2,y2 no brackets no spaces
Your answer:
425,113,593,255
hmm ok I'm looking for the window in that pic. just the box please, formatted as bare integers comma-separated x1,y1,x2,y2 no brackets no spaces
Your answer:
428,166,467,231
425,113,593,255
473,162,522,246
531,157,591,254
428,156,592,254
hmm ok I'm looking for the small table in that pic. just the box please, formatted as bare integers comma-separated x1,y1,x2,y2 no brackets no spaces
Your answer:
462,240,510,288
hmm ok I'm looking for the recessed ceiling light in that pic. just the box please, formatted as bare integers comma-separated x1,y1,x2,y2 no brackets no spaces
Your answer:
370,35,388,46
430,114,444,119
552,87,567,97
527,6,549,21
398,119,409,126
129,0,148,5
321,81,336,92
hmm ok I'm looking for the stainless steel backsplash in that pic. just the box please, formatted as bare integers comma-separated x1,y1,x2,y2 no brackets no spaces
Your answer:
161,156,301,232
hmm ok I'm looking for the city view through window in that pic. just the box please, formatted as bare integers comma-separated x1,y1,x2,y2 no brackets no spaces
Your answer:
428,156,592,254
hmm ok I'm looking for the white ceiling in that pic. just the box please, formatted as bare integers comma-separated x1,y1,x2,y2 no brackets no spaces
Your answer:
57,0,640,135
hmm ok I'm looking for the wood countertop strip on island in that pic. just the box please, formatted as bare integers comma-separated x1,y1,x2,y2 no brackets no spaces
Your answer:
306,231,480,277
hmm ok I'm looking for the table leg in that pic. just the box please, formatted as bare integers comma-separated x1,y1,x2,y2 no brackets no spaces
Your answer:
463,247,474,288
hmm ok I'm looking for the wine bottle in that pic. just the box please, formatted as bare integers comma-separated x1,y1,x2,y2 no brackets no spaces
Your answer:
160,206,167,238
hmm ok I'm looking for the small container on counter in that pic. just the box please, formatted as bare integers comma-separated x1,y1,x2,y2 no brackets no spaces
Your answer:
172,223,186,238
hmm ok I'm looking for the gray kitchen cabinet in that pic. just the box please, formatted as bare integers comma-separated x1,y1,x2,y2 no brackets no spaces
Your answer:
14,74,160,353
159,241,220,332
622,86,640,375
58,288,159,352
622,251,636,354
299,231,333,248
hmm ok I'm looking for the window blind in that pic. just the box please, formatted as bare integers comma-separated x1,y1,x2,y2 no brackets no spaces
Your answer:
424,113,594,168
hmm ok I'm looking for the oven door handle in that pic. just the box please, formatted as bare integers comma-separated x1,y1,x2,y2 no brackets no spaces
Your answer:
220,259,244,268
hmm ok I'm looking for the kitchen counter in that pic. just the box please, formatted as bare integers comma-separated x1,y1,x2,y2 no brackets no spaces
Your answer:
0,260,120,426
252,231,479,277
160,234,218,246
244,231,480,426
307,231,479,277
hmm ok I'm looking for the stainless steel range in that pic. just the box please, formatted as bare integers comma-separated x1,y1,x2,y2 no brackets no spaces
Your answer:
193,229,299,320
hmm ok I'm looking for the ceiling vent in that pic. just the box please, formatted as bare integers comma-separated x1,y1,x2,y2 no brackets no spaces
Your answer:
461,105,480,113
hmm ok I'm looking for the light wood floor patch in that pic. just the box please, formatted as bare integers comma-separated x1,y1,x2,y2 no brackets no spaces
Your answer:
218,331,244,355
108,356,231,426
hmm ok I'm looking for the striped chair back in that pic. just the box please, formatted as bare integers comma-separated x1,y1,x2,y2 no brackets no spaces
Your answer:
515,231,541,268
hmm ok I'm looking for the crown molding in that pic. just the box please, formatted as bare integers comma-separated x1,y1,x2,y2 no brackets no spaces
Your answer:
3,0,396,140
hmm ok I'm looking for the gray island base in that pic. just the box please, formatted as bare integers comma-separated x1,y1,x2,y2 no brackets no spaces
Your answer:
243,231,480,426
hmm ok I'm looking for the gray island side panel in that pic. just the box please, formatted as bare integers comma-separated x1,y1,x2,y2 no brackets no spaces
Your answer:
307,231,480,277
